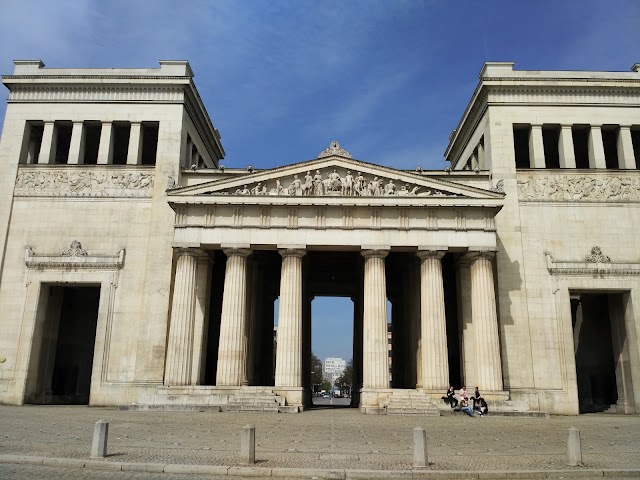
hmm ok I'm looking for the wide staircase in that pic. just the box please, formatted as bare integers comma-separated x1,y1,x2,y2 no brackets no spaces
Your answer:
382,390,441,416
223,387,288,413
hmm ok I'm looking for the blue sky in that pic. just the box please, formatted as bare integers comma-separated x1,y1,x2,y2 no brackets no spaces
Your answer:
0,1,638,361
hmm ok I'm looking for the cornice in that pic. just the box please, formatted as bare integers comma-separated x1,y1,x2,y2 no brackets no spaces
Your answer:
25,241,125,270
546,247,640,277
7,85,184,103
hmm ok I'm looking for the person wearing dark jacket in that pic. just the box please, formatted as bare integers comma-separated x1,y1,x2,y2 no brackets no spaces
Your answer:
442,385,458,408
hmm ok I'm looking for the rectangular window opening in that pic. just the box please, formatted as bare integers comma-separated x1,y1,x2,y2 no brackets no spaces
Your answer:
54,122,73,164
513,124,531,168
21,121,44,164
82,122,102,165
630,127,640,169
112,122,131,165
141,122,159,165
572,125,590,169
542,125,561,168
602,126,620,169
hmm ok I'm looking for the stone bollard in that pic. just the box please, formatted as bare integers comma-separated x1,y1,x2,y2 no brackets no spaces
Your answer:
412,427,429,467
567,427,582,466
91,420,109,458
241,424,256,464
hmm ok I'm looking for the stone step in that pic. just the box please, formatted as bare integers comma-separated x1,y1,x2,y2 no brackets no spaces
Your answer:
386,407,440,416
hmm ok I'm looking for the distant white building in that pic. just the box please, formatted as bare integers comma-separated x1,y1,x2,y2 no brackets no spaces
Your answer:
323,357,346,384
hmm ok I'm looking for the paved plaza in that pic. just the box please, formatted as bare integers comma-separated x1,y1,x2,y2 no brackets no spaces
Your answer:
0,405,639,478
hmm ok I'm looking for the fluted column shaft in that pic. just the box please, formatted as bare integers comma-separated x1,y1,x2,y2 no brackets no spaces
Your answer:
216,248,251,386
470,252,503,391
165,249,200,386
275,249,305,387
362,249,389,389
418,250,449,390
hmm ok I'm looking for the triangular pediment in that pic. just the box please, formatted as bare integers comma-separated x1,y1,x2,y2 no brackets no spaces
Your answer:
168,156,503,201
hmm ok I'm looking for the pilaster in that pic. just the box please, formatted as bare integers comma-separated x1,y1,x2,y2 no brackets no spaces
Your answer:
67,121,85,165
529,124,546,168
617,126,637,170
127,122,143,165
588,125,607,169
558,125,576,169
97,122,114,165
39,121,56,164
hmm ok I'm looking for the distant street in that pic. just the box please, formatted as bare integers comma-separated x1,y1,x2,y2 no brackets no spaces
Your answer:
311,396,351,407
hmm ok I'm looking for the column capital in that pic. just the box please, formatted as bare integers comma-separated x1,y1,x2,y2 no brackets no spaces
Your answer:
279,248,306,258
174,247,210,259
462,248,497,262
361,249,389,259
590,124,602,130
560,124,573,129
43,120,55,126
417,250,446,261
619,125,632,131
530,124,543,129
223,248,252,258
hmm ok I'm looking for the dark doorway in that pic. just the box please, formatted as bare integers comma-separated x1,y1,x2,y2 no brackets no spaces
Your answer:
571,292,634,413
27,285,101,404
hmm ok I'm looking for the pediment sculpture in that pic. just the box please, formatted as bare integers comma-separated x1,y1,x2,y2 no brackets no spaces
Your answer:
224,168,460,198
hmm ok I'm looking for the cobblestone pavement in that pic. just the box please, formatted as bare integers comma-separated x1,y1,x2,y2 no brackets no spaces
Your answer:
0,405,639,473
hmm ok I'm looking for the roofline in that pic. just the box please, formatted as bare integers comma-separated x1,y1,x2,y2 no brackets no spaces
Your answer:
445,61,640,166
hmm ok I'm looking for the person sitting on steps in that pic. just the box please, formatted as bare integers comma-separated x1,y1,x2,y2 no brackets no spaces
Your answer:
442,385,458,409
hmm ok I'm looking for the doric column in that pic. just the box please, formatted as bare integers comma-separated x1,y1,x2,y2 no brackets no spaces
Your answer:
190,254,214,385
67,121,85,164
558,125,576,169
38,121,57,164
417,249,449,391
456,257,475,388
216,248,251,386
126,122,143,165
97,122,114,165
588,125,607,169
529,124,546,168
275,249,305,387
469,251,503,391
617,126,637,169
164,248,201,386
362,249,390,389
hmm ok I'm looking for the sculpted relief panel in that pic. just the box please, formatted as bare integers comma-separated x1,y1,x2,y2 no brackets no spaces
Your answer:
225,168,459,198
15,167,154,197
517,174,640,202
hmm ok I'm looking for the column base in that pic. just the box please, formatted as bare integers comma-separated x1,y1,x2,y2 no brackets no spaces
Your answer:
359,388,394,408
273,386,304,407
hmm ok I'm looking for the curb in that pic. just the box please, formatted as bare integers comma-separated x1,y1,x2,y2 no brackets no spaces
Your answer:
1,454,639,479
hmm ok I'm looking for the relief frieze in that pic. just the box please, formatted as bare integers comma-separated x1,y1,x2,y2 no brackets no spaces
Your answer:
517,175,640,202
223,168,460,198
15,168,154,197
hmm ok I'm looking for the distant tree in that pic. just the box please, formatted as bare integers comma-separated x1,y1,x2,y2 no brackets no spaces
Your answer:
311,353,324,387
321,379,332,391
336,358,353,387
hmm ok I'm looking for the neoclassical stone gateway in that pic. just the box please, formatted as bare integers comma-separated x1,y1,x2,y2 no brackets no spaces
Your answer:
0,60,639,415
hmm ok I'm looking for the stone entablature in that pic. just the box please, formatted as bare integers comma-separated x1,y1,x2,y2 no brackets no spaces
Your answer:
14,165,155,198
516,170,640,202
172,204,497,234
